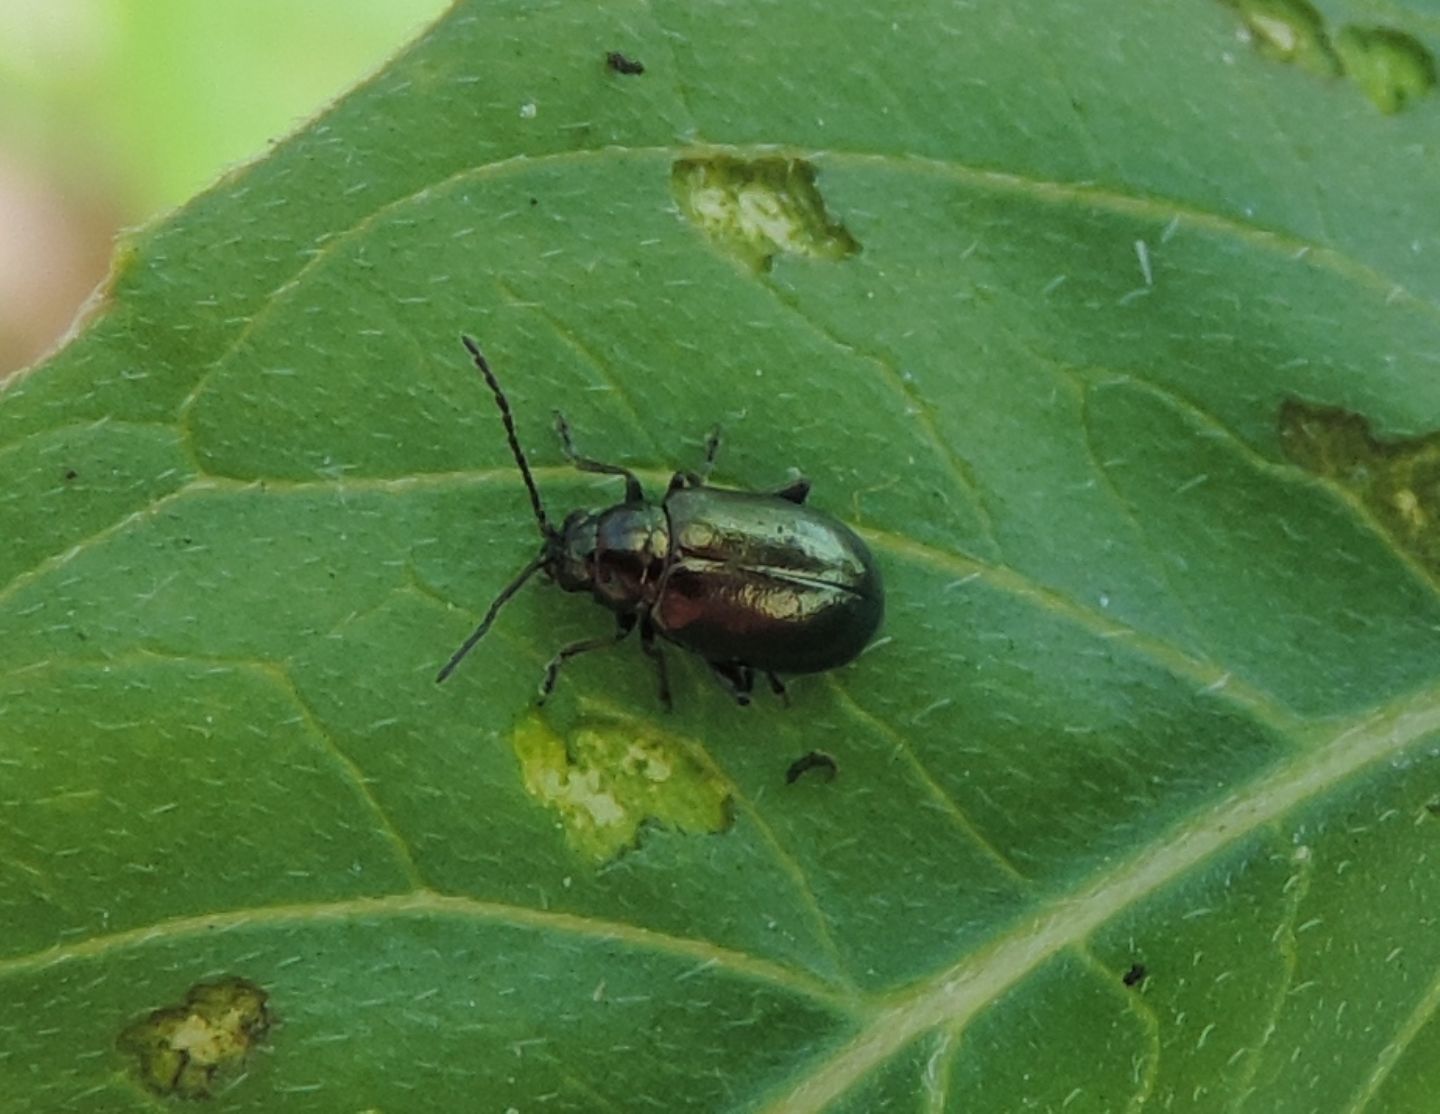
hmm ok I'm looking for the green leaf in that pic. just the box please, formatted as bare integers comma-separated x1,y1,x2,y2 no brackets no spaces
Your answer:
4,1,1440,1110
1334,23,1438,113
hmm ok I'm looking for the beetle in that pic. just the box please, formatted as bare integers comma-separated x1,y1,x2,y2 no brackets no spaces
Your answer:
436,335,884,707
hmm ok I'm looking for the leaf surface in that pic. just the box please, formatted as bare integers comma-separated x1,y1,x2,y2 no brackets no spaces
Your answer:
4,1,1440,1110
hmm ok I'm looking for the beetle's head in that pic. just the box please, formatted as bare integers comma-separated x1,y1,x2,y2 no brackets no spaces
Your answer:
547,509,599,592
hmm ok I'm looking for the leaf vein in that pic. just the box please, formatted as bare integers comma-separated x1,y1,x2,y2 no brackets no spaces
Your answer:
762,678,1440,1112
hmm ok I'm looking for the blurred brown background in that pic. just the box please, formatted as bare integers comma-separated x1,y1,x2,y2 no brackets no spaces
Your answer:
0,0,449,380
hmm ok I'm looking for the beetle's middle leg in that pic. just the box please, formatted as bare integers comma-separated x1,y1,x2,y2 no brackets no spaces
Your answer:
668,425,724,493
554,411,644,503
538,613,636,703
706,660,756,706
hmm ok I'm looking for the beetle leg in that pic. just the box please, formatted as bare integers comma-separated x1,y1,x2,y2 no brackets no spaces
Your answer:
706,660,755,706
771,475,811,505
554,411,645,503
639,619,673,711
696,425,722,482
667,425,725,493
538,613,636,703
765,671,790,706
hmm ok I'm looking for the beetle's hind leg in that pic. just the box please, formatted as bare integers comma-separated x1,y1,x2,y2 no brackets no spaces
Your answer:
765,672,790,706
639,619,673,711
554,411,645,503
538,613,636,703
706,660,755,706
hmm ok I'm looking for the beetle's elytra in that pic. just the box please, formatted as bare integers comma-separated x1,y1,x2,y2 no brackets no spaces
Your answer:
437,336,884,708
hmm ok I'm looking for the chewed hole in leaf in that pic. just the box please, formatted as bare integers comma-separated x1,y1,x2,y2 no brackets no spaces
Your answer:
1279,398,1440,577
1225,0,1340,76
1335,25,1436,113
671,154,860,272
511,711,733,863
117,977,271,1100
1220,0,1435,111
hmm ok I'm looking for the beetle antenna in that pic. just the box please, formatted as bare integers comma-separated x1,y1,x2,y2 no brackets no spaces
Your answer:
436,548,549,683
461,335,552,539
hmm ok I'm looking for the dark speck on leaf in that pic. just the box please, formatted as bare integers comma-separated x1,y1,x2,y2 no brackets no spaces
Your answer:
605,50,645,75
786,750,838,784
1122,963,1147,987
63,469,78,481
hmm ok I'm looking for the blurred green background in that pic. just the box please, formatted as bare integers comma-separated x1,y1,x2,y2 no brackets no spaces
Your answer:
0,0,450,379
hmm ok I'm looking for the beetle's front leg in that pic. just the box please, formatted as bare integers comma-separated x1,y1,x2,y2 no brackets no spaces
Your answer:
538,613,636,703
639,618,672,711
554,411,645,503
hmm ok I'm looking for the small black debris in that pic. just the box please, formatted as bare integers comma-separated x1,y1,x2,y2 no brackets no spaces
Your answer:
606,51,645,76
786,750,838,785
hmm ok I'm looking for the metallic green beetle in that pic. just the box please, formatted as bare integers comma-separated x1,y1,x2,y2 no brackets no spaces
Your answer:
437,336,884,707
